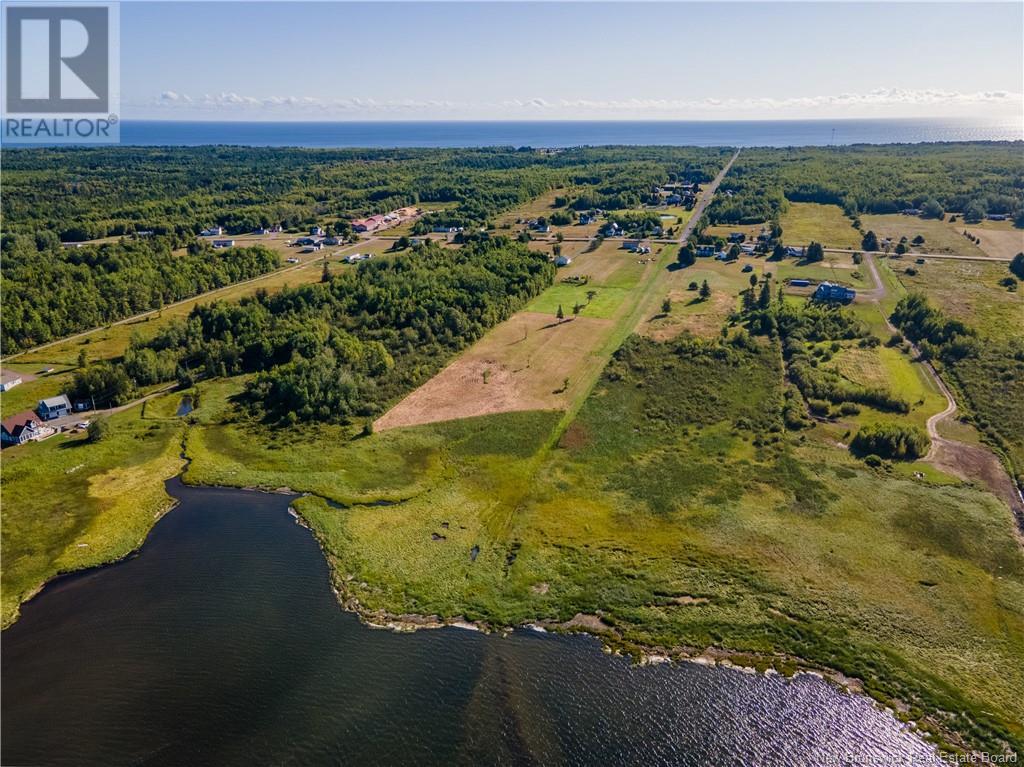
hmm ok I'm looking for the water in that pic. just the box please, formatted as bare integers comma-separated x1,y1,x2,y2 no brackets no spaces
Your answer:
111,118,1023,149
175,396,193,417
1,480,942,766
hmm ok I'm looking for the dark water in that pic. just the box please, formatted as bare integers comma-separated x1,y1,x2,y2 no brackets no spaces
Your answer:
110,118,1023,149
175,396,193,417
1,481,942,766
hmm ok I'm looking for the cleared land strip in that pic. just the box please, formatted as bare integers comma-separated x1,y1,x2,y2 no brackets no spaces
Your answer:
1,239,374,364
824,247,1012,263
376,150,741,434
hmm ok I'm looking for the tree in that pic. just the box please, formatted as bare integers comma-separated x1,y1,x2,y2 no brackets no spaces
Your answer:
77,349,88,368
749,274,758,288
699,280,711,301
770,243,787,261
862,230,879,251
677,243,695,267
661,297,672,314
758,280,772,309
572,302,583,318
963,200,987,224
1010,253,1024,281
87,417,111,443
321,255,330,282
805,242,824,262
727,243,741,261
586,290,597,304
921,199,944,219
912,235,925,245
688,281,699,291
556,304,564,321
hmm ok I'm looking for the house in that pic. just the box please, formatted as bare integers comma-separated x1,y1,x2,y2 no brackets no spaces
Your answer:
555,255,572,267
37,394,72,421
212,239,235,248
696,245,715,257
577,213,594,225
310,226,325,237
254,227,269,235
286,257,300,264
73,399,91,412
728,232,745,243
757,232,771,242
0,372,23,392
1,411,53,445
200,226,223,237
601,222,621,237
623,241,640,252
741,243,756,254
900,208,922,216
269,224,283,233
786,246,805,258
62,242,84,249
789,279,811,287
813,282,856,303
987,214,1008,221
665,194,682,204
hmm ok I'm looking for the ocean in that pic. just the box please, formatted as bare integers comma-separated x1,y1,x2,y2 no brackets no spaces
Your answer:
111,118,1023,149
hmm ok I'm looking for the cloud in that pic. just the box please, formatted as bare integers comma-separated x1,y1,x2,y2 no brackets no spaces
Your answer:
132,88,1023,119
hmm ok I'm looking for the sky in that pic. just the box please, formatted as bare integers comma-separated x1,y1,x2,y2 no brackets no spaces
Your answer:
119,1,1024,121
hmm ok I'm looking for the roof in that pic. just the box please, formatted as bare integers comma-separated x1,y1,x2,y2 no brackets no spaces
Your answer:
40,394,71,409
2,410,40,435
0,371,22,384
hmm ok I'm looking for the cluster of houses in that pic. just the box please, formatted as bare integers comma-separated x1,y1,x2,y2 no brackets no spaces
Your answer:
518,218,551,233
813,282,857,303
1,394,81,447
344,253,374,265
652,182,698,208
623,241,652,255
353,207,419,233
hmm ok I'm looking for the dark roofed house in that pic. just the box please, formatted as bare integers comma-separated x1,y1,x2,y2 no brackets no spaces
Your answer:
38,394,72,421
813,282,856,303
1,411,52,445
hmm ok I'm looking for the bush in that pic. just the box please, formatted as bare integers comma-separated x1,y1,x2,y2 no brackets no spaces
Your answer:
87,418,111,443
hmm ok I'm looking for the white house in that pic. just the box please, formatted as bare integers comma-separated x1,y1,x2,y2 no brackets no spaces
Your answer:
212,239,235,248
38,394,72,421
200,226,223,237
0,372,23,392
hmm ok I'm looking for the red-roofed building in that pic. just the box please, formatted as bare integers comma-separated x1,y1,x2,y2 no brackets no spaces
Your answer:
1,411,54,445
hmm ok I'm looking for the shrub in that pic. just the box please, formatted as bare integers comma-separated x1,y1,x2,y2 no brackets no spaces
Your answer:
850,422,930,460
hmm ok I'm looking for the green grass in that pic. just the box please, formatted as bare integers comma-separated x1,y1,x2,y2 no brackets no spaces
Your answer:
780,203,862,249
0,404,184,626
524,284,627,319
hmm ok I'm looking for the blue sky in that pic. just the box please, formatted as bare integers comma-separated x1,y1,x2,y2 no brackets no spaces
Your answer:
121,1,1024,121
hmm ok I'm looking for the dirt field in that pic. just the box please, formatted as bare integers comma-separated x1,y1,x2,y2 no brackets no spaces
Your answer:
375,312,613,431
966,226,1024,260
859,214,988,258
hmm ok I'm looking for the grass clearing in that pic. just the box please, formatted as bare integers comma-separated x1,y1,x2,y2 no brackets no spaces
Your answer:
0,405,184,626
965,226,1024,260
780,203,861,248
860,215,988,258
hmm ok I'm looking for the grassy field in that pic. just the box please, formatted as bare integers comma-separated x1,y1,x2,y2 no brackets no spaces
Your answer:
780,203,862,248
894,257,1023,339
965,226,1024,260
0,405,185,626
860,215,989,258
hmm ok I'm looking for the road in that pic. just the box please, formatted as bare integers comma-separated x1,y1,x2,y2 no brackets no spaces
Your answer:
863,253,1024,523
1,238,375,364
826,247,1011,263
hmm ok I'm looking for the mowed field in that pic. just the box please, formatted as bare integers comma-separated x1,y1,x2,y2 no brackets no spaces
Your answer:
780,203,862,248
965,224,1024,260
859,214,989,258
376,241,663,430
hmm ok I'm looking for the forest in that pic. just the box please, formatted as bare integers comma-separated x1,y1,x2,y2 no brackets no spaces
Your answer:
71,238,554,423
707,143,1024,225
1,236,279,352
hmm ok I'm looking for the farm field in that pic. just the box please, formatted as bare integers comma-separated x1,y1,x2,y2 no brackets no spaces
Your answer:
377,240,664,430
780,203,862,248
965,225,1024,260
860,214,988,258
894,257,1023,338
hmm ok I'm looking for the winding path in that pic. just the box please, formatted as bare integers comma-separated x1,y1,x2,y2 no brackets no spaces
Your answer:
863,254,1024,524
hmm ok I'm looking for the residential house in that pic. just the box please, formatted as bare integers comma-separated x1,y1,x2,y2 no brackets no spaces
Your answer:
555,255,572,267
728,232,745,243
310,226,325,237
1,411,53,445
813,282,856,302
665,194,682,205
789,279,811,287
200,226,223,237
987,214,1008,221
212,239,235,248
900,208,922,216
37,394,72,421
0,372,23,392
696,245,715,257
786,246,805,258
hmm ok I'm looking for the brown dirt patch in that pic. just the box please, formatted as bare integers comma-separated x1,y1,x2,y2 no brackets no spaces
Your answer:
966,227,1024,260
375,312,613,431
558,421,591,450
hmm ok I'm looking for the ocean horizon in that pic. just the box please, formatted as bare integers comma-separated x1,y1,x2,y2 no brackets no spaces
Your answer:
27,117,1023,149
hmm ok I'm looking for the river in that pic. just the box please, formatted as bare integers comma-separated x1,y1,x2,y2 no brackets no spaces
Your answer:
1,480,942,766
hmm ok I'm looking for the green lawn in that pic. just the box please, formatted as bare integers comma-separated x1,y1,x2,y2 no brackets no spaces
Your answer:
780,203,862,249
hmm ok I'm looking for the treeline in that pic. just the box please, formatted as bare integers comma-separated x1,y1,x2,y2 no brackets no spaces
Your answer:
0,236,279,352
851,422,930,461
708,143,1024,225
890,293,1024,483
1,145,728,241
72,239,554,423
